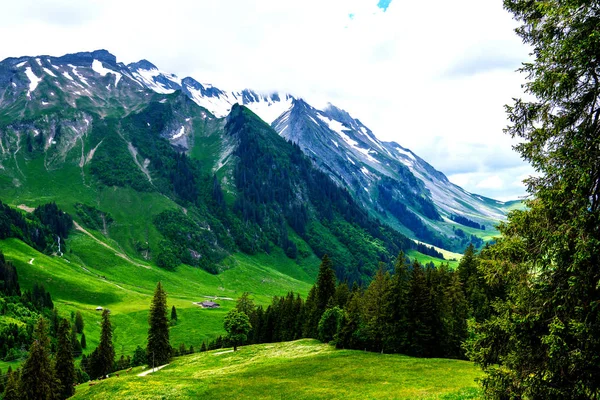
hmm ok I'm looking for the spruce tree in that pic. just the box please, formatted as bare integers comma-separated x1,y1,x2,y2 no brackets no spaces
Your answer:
147,282,171,366
363,265,391,352
200,342,207,352
383,252,410,353
97,309,115,378
315,255,336,313
406,261,434,357
3,369,20,400
20,317,57,399
80,332,87,349
74,311,84,334
71,329,81,356
170,305,177,322
55,318,75,399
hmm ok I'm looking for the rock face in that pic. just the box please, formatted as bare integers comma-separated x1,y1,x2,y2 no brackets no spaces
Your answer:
0,49,512,253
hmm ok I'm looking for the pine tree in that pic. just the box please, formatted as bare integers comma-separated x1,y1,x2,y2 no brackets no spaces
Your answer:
20,317,57,399
3,368,20,400
56,318,75,399
383,252,410,353
70,329,81,357
200,342,207,352
147,282,171,366
171,305,177,322
316,255,336,313
363,265,391,352
74,311,84,334
97,309,115,378
406,261,434,357
80,332,87,349
132,346,146,367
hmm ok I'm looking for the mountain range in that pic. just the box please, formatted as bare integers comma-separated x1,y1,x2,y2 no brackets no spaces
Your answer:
0,49,516,282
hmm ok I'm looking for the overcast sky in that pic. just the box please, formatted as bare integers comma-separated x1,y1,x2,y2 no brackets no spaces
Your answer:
1,0,535,201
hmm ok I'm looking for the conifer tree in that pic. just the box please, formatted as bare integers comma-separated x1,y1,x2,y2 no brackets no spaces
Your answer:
3,368,20,400
362,265,391,352
74,311,84,334
20,317,57,399
200,342,207,352
315,255,336,313
334,281,350,308
56,318,75,399
383,252,410,353
406,261,434,357
147,282,171,366
171,305,177,322
80,332,87,349
70,329,81,356
97,309,115,378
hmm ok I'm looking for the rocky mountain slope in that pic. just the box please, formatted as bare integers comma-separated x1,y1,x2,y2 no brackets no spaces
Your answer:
0,49,511,279
0,50,455,283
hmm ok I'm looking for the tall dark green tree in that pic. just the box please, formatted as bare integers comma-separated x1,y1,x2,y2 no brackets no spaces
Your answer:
74,311,84,334
19,317,57,399
55,318,75,399
466,1,600,398
315,255,337,313
97,309,115,378
406,261,434,357
3,369,20,400
362,265,391,352
147,282,171,366
383,252,410,353
80,332,87,349
170,305,177,322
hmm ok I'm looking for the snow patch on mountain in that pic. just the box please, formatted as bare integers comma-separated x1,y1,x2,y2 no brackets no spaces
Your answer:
43,67,57,78
24,67,42,96
69,65,89,86
172,126,185,140
92,60,122,87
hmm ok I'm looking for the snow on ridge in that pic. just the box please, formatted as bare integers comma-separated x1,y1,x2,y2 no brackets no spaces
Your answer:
92,60,123,87
131,67,175,94
43,67,57,77
355,146,380,164
186,86,232,117
68,64,89,86
317,114,347,136
172,126,185,140
35,58,42,66
62,71,74,81
16,61,27,68
396,146,416,161
24,67,42,96
245,96,293,124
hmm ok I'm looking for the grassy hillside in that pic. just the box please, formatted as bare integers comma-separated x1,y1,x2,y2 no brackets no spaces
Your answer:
0,234,313,371
72,339,482,400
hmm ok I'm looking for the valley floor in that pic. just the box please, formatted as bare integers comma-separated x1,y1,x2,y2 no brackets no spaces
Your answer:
72,339,482,400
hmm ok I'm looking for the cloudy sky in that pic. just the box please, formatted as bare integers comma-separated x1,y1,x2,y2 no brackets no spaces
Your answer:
2,0,534,200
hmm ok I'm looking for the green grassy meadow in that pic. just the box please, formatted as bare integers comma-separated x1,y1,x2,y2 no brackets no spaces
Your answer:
0,232,313,370
72,339,483,400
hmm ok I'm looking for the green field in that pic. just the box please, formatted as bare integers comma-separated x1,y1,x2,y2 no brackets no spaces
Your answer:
0,232,313,371
72,339,483,400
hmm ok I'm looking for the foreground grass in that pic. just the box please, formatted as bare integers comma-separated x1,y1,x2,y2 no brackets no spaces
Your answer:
73,339,483,400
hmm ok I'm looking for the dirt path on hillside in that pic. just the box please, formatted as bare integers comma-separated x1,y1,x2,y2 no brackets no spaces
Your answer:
137,364,168,377
17,204,35,212
73,221,150,269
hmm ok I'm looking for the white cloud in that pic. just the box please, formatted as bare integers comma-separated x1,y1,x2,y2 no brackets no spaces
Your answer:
0,0,533,200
